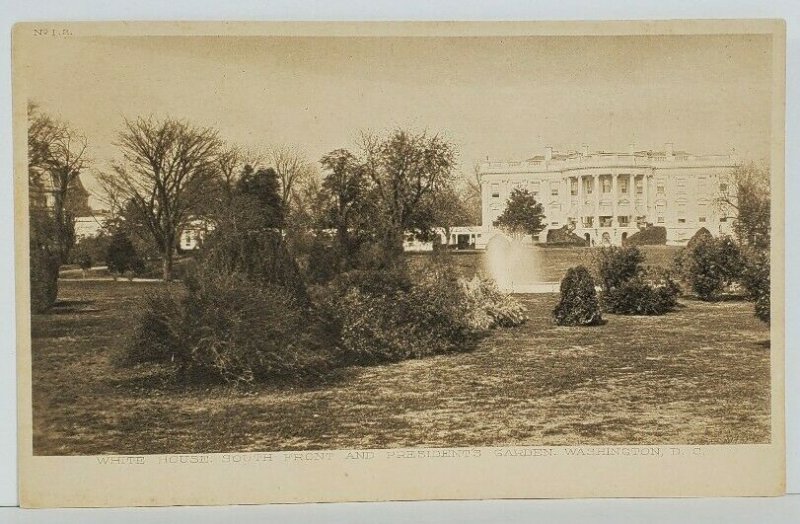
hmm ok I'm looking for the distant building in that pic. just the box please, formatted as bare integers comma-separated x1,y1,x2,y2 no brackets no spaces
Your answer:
74,212,110,240
179,218,214,251
403,226,485,252
478,143,739,246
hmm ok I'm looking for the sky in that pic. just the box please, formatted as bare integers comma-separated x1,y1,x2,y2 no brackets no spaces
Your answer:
22,33,773,207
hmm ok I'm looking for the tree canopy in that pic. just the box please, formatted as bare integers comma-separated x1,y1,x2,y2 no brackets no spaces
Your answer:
99,116,222,280
492,188,546,241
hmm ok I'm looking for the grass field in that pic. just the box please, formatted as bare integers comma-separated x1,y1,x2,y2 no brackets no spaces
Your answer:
30,279,770,455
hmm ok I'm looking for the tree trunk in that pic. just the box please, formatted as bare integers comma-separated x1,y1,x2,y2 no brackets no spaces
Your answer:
162,252,173,281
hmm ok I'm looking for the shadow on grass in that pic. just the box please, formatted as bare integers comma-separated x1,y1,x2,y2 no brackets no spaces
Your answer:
48,299,100,314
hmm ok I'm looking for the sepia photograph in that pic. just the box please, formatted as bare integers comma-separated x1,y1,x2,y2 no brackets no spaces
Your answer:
13,20,785,506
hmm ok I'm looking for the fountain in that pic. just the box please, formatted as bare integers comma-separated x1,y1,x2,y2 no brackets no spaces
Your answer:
484,233,560,293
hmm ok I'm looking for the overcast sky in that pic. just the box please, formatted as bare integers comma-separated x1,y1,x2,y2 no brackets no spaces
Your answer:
24,33,773,206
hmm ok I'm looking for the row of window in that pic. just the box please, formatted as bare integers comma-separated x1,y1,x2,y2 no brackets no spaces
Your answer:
490,179,728,199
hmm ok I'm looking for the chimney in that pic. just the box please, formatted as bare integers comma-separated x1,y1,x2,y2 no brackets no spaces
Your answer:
665,142,674,156
545,146,553,162
628,143,635,155
582,144,589,156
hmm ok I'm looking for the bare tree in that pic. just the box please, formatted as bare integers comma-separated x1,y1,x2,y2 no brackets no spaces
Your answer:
268,145,315,211
27,101,90,263
715,162,770,249
98,116,222,280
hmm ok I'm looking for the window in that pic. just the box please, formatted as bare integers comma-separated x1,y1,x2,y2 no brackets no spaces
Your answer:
720,217,728,223
720,183,728,193
570,179,578,196
602,177,612,193
699,217,707,223
619,177,628,194
635,178,644,195
551,222,559,227
657,216,665,224
656,181,665,195
583,216,594,228
618,216,630,227
550,182,559,196
585,179,593,194
677,218,686,224
491,183,500,198
599,216,613,227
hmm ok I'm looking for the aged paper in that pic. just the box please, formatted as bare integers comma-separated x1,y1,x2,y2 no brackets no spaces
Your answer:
14,20,785,507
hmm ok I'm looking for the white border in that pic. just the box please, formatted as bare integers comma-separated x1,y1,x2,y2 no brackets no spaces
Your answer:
0,0,797,516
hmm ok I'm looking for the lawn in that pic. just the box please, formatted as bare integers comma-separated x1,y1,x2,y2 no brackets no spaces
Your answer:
31,279,770,455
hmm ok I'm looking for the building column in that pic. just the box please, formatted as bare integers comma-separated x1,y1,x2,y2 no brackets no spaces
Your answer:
593,174,600,230
577,175,584,226
611,173,618,226
643,174,649,223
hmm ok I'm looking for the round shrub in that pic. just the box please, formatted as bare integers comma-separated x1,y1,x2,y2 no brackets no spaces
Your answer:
679,235,743,301
595,246,645,292
553,266,602,326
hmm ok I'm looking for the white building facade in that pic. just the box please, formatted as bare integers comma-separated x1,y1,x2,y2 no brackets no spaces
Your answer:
479,144,738,246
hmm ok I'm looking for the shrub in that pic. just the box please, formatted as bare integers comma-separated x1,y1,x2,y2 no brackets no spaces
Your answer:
76,250,93,271
594,246,680,316
200,228,308,305
29,242,61,313
740,247,770,323
553,266,602,326
687,227,714,250
460,275,528,328
678,235,743,301
29,211,60,313
314,264,523,365
602,269,680,315
106,231,145,278
623,226,667,246
545,225,588,247
127,270,333,384
595,246,645,292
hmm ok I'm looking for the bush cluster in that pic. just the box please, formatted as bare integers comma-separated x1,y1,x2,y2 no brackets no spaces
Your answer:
552,266,602,326
595,246,680,316
314,265,527,365
602,269,681,316
674,235,743,301
127,269,333,384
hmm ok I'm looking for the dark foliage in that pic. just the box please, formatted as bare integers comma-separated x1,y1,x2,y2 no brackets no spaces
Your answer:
314,264,496,365
740,247,770,324
29,211,61,313
492,188,546,241
200,228,308,305
546,225,588,247
602,270,681,315
623,226,667,246
553,266,602,326
106,230,145,278
678,235,743,301
595,246,645,292
686,227,714,250
595,246,679,315
126,270,333,384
